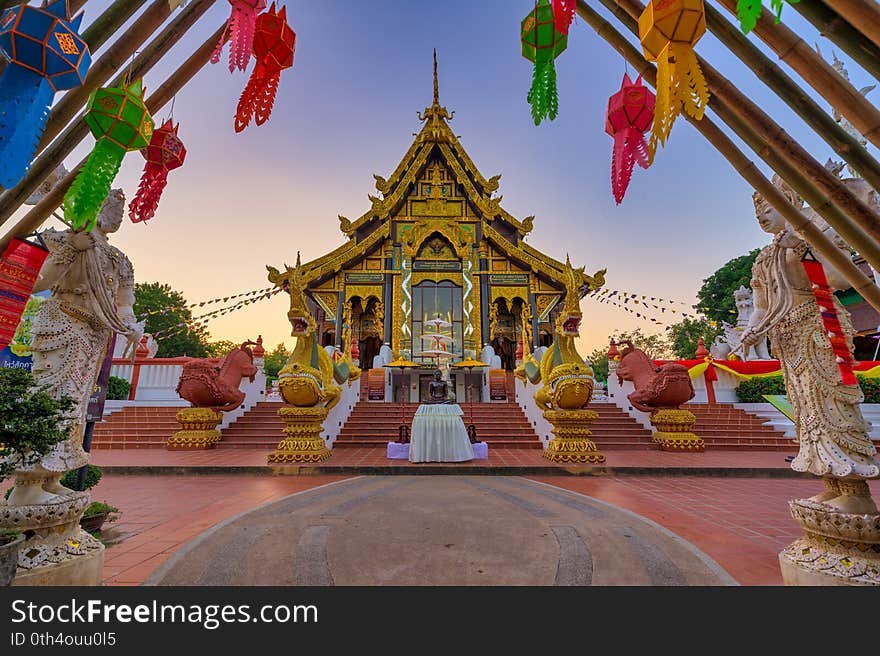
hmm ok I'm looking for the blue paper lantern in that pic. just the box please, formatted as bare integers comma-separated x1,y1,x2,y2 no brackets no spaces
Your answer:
0,0,91,188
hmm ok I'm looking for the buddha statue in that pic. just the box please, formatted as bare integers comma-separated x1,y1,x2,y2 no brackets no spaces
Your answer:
426,369,453,404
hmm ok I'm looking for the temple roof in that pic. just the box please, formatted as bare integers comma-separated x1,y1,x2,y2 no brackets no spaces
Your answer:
285,52,604,296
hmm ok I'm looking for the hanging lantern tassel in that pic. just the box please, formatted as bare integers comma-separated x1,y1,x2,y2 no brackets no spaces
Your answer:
129,120,186,224
638,0,710,162
0,1,91,188
736,0,795,34
606,73,655,204
552,0,576,35
234,3,295,133
211,0,267,73
0,236,48,350
64,79,154,231
801,253,858,386
521,0,567,126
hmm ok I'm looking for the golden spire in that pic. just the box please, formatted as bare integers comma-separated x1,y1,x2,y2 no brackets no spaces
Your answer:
433,48,439,105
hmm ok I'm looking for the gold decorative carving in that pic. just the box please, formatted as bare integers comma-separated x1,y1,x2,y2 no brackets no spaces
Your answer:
313,292,338,320
338,215,355,238
412,271,463,287
491,286,529,307
344,285,383,302
402,219,472,259
167,408,222,450
542,409,606,464
780,497,880,585
535,293,560,321
268,406,332,463
650,409,704,452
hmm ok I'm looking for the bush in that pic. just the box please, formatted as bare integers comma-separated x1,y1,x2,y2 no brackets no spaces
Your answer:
857,376,880,403
83,501,119,520
0,368,75,482
106,375,131,401
60,464,102,491
735,376,786,402
736,373,880,403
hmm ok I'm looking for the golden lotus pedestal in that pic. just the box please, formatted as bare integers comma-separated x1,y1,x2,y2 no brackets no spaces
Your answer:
166,407,222,450
650,408,704,452
268,406,332,464
542,409,606,464
779,481,880,586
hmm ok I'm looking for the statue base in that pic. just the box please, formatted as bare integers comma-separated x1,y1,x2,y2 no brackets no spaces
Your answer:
650,409,704,452
779,496,880,586
267,406,332,464
0,490,104,585
166,407,223,450
542,409,606,464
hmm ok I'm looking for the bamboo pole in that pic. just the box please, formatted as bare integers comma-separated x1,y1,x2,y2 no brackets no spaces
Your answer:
0,5,218,227
596,0,880,264
790,1,880,80
702,2,880,191
819,0,880,51
573,0,880,313
0,24,226,253
715,0,880,150
38,0,216,153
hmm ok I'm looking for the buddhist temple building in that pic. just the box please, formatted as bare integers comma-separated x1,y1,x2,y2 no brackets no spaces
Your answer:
270,53,603,374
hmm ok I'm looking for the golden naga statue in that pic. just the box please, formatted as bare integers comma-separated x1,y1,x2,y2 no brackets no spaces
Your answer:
267,255,340,410
528,257,604,412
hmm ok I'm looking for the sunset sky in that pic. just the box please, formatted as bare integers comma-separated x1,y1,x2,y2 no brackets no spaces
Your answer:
11,0,877,357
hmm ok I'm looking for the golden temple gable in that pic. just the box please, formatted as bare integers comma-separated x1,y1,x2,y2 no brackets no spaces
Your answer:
269,51,604,371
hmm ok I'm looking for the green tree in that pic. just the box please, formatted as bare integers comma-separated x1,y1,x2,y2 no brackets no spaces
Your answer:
587,347,609,384
610,328,673,360
204,340,238,358
134,282,210,358
667,318,723,359
696,249,761,324
264,343,290,383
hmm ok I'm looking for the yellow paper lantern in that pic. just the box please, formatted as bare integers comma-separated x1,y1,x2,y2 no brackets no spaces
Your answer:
638,0,709,162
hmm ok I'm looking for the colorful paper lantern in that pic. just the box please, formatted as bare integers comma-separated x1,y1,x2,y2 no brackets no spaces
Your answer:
128,119,186,224
521,0,567,126
0,0,91,188
638,0,709,162
234,3,295,133
801,253,858,386
64,78,154,232
552,0,576,35
736,0,794,34
0,236,48,350
211,0,267,73
605,73,655,204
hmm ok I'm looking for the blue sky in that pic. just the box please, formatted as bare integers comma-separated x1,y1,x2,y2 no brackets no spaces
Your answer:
21,0,878,355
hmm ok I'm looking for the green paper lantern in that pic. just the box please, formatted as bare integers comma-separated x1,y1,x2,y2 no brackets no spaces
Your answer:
521,0,567,126
64,78,154,231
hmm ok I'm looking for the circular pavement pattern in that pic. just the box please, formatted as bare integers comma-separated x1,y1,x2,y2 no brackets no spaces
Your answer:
147,476,737,586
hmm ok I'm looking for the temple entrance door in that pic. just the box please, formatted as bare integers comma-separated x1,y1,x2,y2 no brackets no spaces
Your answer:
412,280,463,366
490,298,524,371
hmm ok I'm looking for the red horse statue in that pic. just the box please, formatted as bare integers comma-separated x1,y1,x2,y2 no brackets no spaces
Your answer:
176,341,258,412
616,341,694,413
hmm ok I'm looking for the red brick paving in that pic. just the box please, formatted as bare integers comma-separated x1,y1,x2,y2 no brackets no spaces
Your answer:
89,446,801,471
90,475,350,585
530,476,880,585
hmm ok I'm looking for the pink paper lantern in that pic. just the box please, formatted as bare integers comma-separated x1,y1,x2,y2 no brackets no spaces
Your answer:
605,73,655,204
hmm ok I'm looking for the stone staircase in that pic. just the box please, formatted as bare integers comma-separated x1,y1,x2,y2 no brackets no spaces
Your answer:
91,406,181,449
585,403,656,450
684,403,797,450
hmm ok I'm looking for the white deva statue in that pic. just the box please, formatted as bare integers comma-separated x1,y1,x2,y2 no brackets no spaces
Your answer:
1,189,141,575
741,175,879,513
722,285,771,360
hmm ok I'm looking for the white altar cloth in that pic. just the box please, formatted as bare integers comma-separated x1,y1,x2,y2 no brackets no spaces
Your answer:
387,441,488,460
409,404,475,463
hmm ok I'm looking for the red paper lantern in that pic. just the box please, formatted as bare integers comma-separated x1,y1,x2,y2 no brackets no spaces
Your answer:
0,237,48,349
234,3,295,133
129,119,187,224
605,73,655,204
552,0,576,35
